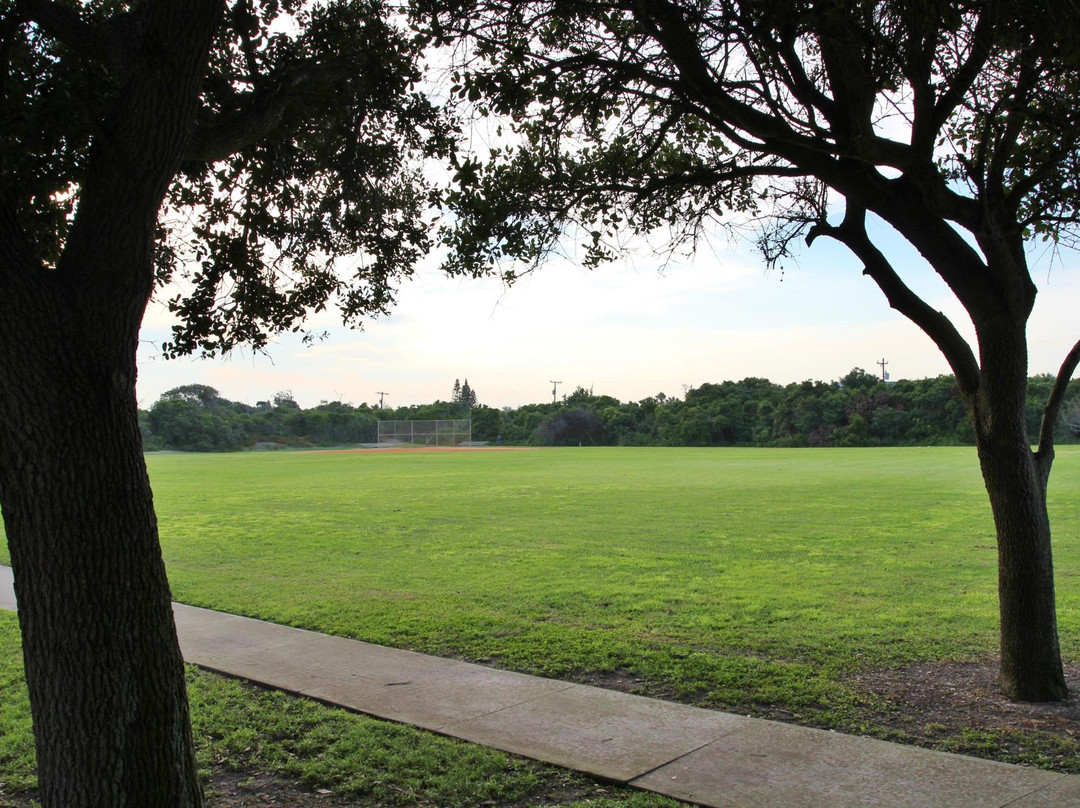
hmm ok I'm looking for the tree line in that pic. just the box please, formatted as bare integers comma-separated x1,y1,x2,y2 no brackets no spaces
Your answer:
141,369,1080,452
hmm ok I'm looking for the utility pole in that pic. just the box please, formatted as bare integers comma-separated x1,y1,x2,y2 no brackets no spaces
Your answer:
376,391,388,409
876,358,889,382
550,380,562,403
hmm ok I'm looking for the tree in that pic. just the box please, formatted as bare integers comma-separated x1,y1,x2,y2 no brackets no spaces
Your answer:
452,376,478,409
146,385,254,451
840,368,884,394
273,390,301,410
470,403,501,440
460,378,478,408
423,0,1080,699
148,397,224,451
892,374,973,444
159,383,225,407
0,1,452,804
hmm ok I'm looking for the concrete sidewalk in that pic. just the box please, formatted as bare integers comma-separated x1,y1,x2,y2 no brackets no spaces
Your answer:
1,565,1077,807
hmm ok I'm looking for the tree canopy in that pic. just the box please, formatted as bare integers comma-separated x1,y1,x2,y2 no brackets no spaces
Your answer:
3,0,454,356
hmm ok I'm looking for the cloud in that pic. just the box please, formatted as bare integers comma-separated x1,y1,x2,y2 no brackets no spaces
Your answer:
135,229,1079,410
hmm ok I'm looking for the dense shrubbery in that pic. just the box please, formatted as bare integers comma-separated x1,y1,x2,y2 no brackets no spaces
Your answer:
140,369,1080,452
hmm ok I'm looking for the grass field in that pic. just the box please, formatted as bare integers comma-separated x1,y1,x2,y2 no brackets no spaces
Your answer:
153,447,1079,679
2,446,1079,800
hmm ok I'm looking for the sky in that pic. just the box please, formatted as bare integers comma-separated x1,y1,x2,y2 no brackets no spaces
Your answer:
134,221,1080,411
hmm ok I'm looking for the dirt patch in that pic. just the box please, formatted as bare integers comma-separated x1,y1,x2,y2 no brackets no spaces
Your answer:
2,774,346,808
849,660,1080,738
571,667,650,694
199,766,621,808
203,772,337,807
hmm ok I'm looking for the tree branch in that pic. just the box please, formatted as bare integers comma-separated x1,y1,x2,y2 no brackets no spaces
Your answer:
930,4,998,133
617,161,806,198
16,0,106,56
186,55,363,163
185,89,290,163
807,204,981,395
635,0,916,187
774,29,835,125
1035,336,1080,466
231,0,264,88
58,0,224,283
986,49,1042,209
633,0,800,151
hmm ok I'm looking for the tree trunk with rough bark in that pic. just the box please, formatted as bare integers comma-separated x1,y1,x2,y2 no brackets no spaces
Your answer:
980,440,1067,701
976,360,1067,699
0,3,224,802
0,266,204,806
971,327,1067,702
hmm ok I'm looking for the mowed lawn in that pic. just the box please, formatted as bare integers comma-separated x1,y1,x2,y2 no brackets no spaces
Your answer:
148,446,1079,718
3,445,1079,797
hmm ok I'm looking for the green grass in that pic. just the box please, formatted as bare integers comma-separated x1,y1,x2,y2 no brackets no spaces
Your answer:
0,615,35,797
151,448,1078,702
2,446,1079,797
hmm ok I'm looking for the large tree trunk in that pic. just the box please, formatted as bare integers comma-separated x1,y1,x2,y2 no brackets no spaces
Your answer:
0,3,224,800
973,329,1068,702
979,440,1068,701
0,273,203,804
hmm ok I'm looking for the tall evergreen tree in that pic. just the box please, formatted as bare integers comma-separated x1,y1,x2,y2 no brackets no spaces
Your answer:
460,378,478,408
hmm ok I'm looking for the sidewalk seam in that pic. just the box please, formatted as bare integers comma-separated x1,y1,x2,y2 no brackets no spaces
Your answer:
626,730,741,786
999,773,1068,808
435,681,581,732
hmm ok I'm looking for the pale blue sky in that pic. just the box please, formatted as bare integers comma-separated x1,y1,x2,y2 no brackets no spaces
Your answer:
135,225,1079,410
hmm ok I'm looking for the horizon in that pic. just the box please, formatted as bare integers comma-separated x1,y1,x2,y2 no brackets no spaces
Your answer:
135,224,1080,411
139,361,1035,412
